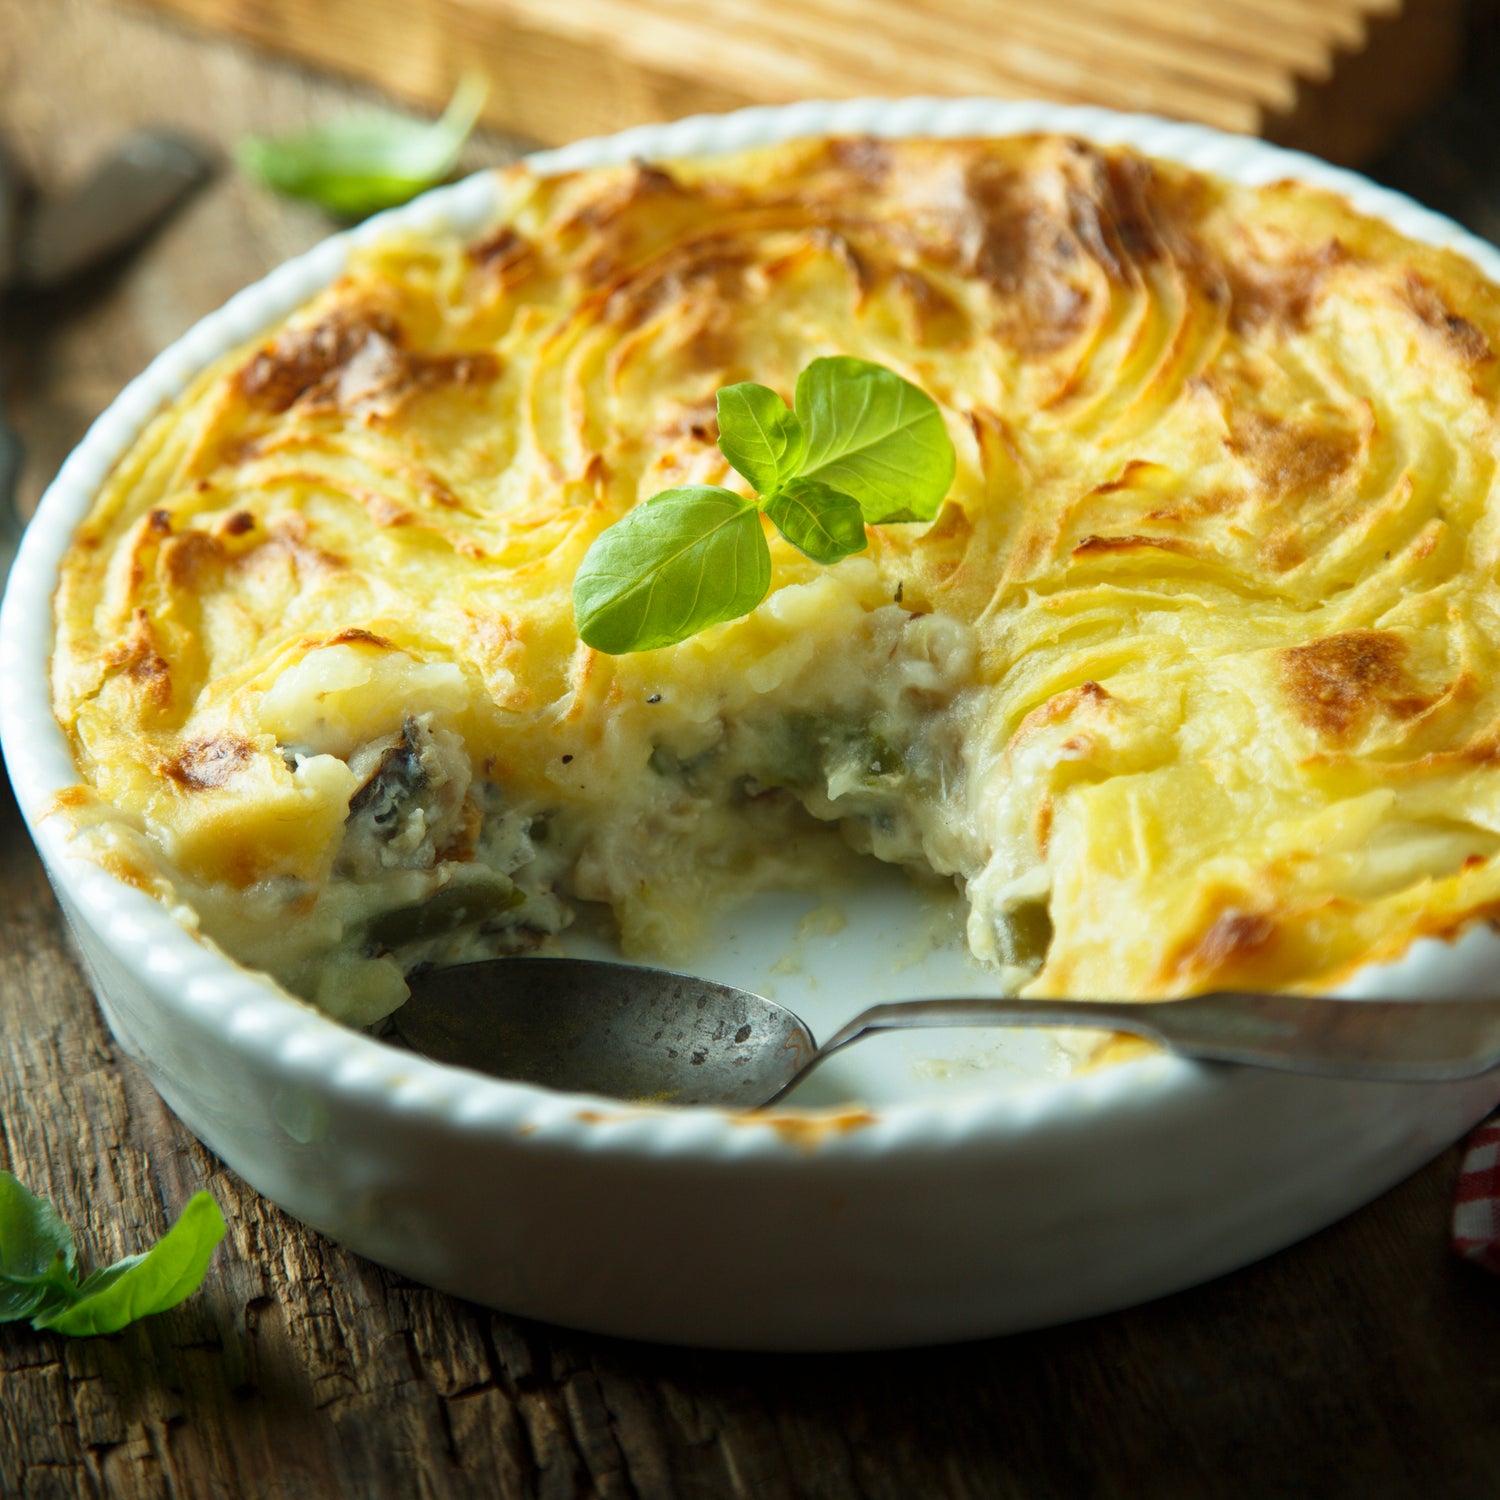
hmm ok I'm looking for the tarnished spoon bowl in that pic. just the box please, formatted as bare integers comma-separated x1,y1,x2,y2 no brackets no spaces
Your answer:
398,958,813,1107
393,957,1500,1108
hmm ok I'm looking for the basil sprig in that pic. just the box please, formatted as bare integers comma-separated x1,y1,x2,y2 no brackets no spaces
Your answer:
0,1171,226,1337
573,356,954,654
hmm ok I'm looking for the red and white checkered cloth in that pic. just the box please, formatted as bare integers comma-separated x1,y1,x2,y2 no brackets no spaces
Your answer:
1453,1115,1500,1273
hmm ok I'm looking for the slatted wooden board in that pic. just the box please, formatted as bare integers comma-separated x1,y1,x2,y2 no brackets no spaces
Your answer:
133,0,1460,165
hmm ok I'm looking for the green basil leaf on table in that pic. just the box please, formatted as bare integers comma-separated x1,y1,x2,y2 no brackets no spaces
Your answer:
573,486,772,653
238,73,487,218
0,1173,226,1336
762,477,869,564
33,1193,226,1337
0,1171,78,1322
716,381,807,495
793,355,954,523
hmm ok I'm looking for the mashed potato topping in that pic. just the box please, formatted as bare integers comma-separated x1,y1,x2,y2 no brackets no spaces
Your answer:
50,136,1500,1022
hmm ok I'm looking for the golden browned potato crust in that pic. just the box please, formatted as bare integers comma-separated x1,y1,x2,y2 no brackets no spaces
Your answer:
51,136,1500,1006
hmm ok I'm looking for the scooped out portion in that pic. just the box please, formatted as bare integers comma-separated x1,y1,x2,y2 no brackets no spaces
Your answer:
48,135,1500,1024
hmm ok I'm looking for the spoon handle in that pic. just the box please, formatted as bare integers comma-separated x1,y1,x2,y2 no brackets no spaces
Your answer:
802,991,1500,1091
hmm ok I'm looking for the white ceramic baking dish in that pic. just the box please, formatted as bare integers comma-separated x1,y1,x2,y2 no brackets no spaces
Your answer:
4,97,1500,1351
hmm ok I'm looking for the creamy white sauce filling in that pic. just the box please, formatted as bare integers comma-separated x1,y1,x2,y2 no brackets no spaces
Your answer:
226,599,1059,1025
68,569,1064,1026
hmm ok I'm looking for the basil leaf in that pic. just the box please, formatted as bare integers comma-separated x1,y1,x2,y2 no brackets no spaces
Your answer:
574,486,771,654
0,1252,78,1322
716,382,806,495
763,478,868,564
0,1171,76,1280
238,74,487,219
794,355,954,524
1,1272,54,1321
32,1193,226,1337
0,1171,78,1320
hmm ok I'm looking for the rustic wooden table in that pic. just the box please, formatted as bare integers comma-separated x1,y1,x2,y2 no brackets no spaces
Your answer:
6,2,1500,1496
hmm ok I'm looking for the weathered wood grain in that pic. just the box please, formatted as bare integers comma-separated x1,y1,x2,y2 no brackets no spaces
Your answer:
5,3,1500,1496
130,0,1463,166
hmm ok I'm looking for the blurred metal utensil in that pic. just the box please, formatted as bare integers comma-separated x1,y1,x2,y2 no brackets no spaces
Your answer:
0,128,214,580
0,137,23,576
0,135,20,289
12,129,213,291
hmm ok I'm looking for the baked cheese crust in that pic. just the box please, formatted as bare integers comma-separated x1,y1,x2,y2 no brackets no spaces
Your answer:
50,135,1500,1021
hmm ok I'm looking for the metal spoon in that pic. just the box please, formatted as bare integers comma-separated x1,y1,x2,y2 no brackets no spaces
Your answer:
391,957,1500,1108
0,129,214,582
